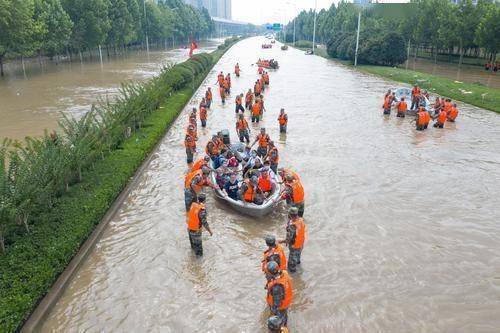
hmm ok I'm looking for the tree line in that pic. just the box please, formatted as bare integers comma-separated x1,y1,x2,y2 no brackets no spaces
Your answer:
284,0,500,66
0,0,215,76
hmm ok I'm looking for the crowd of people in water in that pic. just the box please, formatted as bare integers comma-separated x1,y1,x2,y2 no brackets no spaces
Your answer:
182,60,304,332
382,84,459,130
484,61,499,72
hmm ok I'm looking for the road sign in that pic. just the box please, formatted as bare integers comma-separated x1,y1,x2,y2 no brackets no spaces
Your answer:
273,23,282,32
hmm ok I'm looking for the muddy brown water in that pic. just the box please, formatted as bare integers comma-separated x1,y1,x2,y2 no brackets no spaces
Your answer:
405,58,500,89
0,40,221,141
40,37,500,332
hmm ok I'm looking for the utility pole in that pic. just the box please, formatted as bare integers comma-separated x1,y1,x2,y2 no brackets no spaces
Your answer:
312,0,317,54
354,11,361,66
143,0,149,54
293,18,296,46
406,39,411,70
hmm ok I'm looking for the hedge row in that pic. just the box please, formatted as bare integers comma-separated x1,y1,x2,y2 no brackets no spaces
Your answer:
0,37,240,333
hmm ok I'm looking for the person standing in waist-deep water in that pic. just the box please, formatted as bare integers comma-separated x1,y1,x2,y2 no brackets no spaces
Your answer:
278,108,288,133
265,261,293,327
280,207,305,273
235,93,245,113
186,194,213,256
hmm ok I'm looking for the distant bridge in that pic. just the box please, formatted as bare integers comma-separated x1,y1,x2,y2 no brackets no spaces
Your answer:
212,17,263,36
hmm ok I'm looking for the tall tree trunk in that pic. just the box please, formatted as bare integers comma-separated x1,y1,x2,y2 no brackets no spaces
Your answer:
38,49,43,67
434,45,438,64
0,53,4,77
66,47,71,62
0,234,4,254
458,44,464,68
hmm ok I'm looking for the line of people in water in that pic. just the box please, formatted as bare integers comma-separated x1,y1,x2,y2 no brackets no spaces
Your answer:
382,84,459,131
182,61,302,332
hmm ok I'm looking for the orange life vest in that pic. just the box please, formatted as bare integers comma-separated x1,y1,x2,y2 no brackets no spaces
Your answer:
257,133,270,148
252,103,261,116
288,180,304,204
443,101,452,114
278,114,288,125
268,147,279,164
236,119,249,131
266,271,293,310
262,244,287,272
199,107,207,120
258,67,264,74
437,110,447,125
383,96,391,109
235,65,240,75
258,176,272,192
243,179,255,202
289,217,305,249
205,141,219,156
187,202,205,231
412,87,421,97
417,110,430,126
235,95,242,105
255,83,261,94
264,73,269,84
191,158,207,172
206,90,212,101
447,106,458,121
245,92,253,104
397,101,407,113
218,74,224,86
282,169,300,182
184,169,208,194
184,134,196,149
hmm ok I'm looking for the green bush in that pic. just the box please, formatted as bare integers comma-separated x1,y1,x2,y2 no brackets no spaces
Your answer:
0,36,241,333
294,40,313,49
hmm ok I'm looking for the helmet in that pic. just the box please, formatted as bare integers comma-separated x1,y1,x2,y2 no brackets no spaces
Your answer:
202,166,210,175
289,207,299,216
198,193,206,202
267,316,282,331
285,175,294,182
203,156,210,162
265,235,276,246
251,176,258,184
266,261,279,275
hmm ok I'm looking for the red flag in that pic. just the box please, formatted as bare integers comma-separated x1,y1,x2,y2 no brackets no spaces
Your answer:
189,40,198,57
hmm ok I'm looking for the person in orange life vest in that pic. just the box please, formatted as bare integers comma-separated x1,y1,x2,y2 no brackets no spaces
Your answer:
199,105,208,127
433,107,447,129
235,93,245,113
223,78,230,95
411,84,421,111
259,96,266,116
239,176,264,205
186,193,212,256
260,76,266,92
205,135,220,161
265,261,293,326
251,99,262,123
262,235,287,281
278,168,301,183
219,85,226,104
184,166,216,211
216,71,224,86
279,206,305,273
258,66,264,75
267,315,289,333
191,155,210,172
447,103,459,122
415,107,431,131
275,175,305,217
258,169,276,197
186,123,197,142
255,80,262,96
205,88,213,108
251,127,271,157
264,71,270,85
278,108,288,133
235,63,240,77
199,97,207,110
184,132,196,164
236,113,250,144
245,89,254,110
433,96,443,116
384,89,391,100
265,141,279,174
442,98,452,115
382,94,392,115
396,96,407,118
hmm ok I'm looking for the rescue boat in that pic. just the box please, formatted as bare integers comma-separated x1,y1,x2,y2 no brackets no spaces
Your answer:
281,45,288,51
209,132,282,218
262,44,273,49
392,87,433,116
256,60,279,69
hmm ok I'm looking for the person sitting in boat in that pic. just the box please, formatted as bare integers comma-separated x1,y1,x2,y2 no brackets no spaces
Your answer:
224,173,240,201
258,168,276,198
243,150,259,175
206,135,220,162
240,176,264,205
225,151,239,168
246,157,263,179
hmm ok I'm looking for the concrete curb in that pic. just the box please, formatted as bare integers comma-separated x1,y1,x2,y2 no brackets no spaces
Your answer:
20,40,240,332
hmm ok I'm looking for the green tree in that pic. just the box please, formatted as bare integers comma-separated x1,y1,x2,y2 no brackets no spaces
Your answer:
475,3,500,62
107,0,135,48
33,0,73,57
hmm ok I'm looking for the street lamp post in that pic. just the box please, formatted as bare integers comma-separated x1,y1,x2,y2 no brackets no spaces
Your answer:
143,0,149,53
293,17,296,46
354,11,361,66
312,0,318,54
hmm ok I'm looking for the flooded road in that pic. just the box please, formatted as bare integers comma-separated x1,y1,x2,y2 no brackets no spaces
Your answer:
41,37,500,332
0,40,221,141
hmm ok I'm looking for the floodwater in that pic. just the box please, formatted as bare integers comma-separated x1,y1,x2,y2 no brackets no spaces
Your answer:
0,40,221,141
41,37,500,332
405,58,500,89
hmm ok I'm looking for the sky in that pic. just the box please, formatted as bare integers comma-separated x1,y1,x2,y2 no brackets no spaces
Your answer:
231,0,336,25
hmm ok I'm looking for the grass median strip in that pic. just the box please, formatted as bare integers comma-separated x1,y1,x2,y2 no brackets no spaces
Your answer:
0,37,239,333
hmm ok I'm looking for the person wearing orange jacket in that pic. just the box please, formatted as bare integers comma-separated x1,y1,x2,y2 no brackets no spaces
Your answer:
191,156,211,172
186,193,212,256
245,89,254,110
205,88,213,108
264,71,270,85
447,103,459,122
199,105,207,127
262,235,287,280
219,85,226,104
280,207,305,273
396,96,407,118
235,93,244,113
251,127,271,157
433,107,447,129
255,80,262,97
184,167,217,211
411,84,421,111
265,261,293,326
184,133,196,164
277,108,288,133
266,141,279,174
382,94,392,115
276,175,305,218
416,107,431,131
236,113,250,143
235,63,240,77
251,99,262,123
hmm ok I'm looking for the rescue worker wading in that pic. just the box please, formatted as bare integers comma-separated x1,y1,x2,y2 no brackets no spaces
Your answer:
186,193,213,256
265,261,293,326
278,109,288,133
236,113,250,144
184,133,196,164
416,107,431,131
262,235,287,281
251,128,271,157
184,166,216,211
276,174,305,217
280,207,305,273
396,97,407,118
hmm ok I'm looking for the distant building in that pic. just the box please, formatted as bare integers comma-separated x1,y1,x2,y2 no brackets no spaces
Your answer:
353,0,372,4
182,0,232,19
